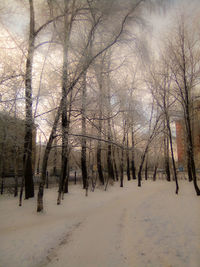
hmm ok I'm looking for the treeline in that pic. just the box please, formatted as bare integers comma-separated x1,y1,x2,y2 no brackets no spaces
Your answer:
0,0,200,212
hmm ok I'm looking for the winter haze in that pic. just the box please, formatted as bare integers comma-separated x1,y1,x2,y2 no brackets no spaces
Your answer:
0,0,200,267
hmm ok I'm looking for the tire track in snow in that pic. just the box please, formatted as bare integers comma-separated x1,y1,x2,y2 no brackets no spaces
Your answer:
45,194,131,267
39,221,83,266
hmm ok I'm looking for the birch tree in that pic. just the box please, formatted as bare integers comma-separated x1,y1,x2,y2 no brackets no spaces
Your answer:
165,13,200,195
37,0,147,211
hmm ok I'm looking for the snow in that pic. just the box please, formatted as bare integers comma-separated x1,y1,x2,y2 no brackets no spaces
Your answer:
0,180,200,267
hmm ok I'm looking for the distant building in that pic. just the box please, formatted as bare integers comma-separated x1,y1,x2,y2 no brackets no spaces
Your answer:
175,100,200,170
0,113,36,177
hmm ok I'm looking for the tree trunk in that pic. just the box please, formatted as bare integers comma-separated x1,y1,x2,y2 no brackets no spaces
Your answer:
120,147,124,187
126,132,131,181
113,147,119,181
166,115,179,194
106,74,115,182
96,81,104,185
23,0,35,200
138,153,145,187
131,128,136,180
120,121,126,187
107,141,115,181
57,1,73,205
37,104,62,212
57,104,69,205
182,43,200,194
153,164,158,181
97,142,104,185
138,144,149,187
36,136,41,175
14,153,18,197
0,160,4,195
145,158,148,180
57,92,73,203
53,137,57,176
81,138,88,189
81,73,88,189
165,158,171,182
0,129,6,196
164,122,171,182
185,103,200,194
45,171,49,189
187,158,193,182
63,165,69,195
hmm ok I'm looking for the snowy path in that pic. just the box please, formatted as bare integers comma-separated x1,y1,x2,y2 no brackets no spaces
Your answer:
0,181,200,267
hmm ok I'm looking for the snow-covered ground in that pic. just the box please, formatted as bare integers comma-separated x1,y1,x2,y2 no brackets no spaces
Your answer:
0,180,200,267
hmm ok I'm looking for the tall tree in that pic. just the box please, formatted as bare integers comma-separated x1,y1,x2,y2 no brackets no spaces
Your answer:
148,60,179,193
22,0,35,200
37,0,151,211
20,0,66,204
57,0,75,205
165,14,200,195
81,72,88,190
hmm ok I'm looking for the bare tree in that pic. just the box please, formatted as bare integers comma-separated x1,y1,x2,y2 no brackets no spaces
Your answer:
81,72,88,192
148,62,179,193
137,102,162,187
164,14,200,195
37,0,147,211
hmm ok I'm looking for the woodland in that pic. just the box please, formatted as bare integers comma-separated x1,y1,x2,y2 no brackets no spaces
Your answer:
0,0,200,212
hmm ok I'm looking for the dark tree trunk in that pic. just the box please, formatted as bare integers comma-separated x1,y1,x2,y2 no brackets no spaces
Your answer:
153,164,158,181
166,115,179,194
145,159,148,180
0,132,5,195
57,1,74,204
36,136,41,175
181,42,200,195
97,143,104,185
164,122,171,182
96,86,104,185
0,166,4,195
107,143,115,181
120,121,126,187
96,76,104,185
52,136,57,176
37,104,62,212
46,171,49,189
81,146,87,189
57,106,69,205
165,159,171,182
185,104,199,194
120,147,124,187
23,0,35,200
81,73,88,189
74,171,77,184
14,155,18,197
131,128,136,180
187,158,193,182
58,93,73,202
186,116,200,194
113,147,119,181
138,155,145,187
131,158,136,180
64,166,69,194
126,133,131,181
106,76,115,182
19,176,24,206
138,146,148,187
191,154,200,195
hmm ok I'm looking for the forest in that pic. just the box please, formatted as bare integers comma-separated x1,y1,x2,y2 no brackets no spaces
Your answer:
0,0,200,266
0,0,200,209
0,0,200,204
